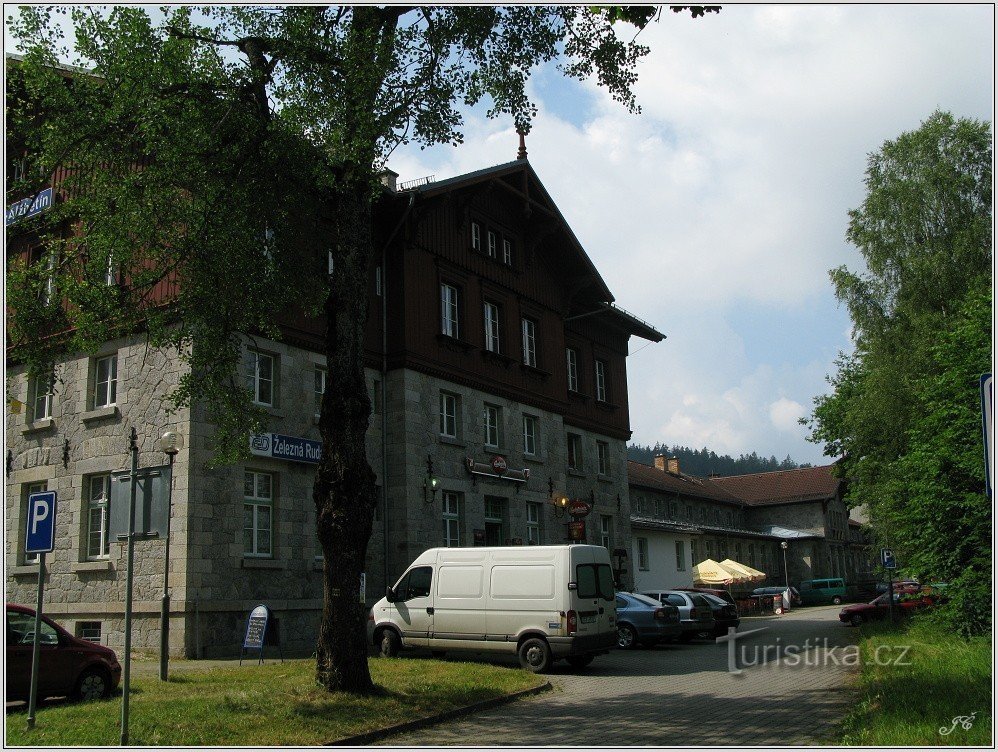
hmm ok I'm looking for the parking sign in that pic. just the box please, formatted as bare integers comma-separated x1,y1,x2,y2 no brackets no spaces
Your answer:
880,548,897,570
25,491,57,554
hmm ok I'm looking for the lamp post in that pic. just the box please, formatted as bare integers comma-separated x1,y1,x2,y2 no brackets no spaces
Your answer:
159,430,184,681
780,541,789,589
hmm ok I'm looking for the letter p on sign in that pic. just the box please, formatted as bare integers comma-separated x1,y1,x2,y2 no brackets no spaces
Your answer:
25,491,57,554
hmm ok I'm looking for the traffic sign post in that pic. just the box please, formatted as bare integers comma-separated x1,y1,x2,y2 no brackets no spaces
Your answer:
881,548,897,623
25,491,57,729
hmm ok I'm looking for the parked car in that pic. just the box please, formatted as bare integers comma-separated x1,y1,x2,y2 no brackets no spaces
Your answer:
6,603,121,702
838,586,935,626
675,587,737,606
613,592,683,649
875,579,920,593
699,593,740,637
750,586,802,607
640,590,715,641
799,578,847,605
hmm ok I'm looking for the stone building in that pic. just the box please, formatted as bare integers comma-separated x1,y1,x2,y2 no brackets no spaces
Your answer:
5,155,663,657
628,457,871,591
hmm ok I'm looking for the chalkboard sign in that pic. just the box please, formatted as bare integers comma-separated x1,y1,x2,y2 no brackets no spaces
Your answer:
240,605,282,665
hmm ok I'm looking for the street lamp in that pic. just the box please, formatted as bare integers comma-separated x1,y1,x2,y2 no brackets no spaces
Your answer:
780,540,789,589
159,430,184,681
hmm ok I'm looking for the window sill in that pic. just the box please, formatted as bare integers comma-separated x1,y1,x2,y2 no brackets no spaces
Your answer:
21,417,55,435
567,390,589,404
597,474,614,483
520,363,550,381
241,557,283,570
81,405,120,424
523,454,546,465
10,565,43,576
436,334,475,354
438,436,467,449
72,560,113,573
595,400,619,412
481,350,516,368
567,468,586,478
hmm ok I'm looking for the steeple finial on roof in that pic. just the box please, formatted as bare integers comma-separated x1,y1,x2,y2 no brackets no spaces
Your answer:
516,128,527,160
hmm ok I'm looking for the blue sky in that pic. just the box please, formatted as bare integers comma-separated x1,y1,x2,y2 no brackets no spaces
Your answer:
390,4,995,465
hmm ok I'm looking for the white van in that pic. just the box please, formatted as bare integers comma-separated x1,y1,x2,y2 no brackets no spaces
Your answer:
369,544,617,672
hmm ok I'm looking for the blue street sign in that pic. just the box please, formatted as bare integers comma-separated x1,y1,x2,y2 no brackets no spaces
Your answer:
6,187,54,226
880,547,897,570
249,433,322,464
25,491,57,554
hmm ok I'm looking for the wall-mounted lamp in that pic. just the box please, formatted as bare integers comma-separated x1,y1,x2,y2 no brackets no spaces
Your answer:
423,454,438,504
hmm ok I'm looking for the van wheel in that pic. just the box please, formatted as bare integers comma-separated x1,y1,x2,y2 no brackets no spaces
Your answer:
567,654,595,669
832,596,843,605
616,624,638,650
378,629,401,658
518,638,551,673
75,668,110,701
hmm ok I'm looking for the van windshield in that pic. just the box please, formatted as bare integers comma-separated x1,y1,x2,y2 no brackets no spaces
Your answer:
576,564,615,600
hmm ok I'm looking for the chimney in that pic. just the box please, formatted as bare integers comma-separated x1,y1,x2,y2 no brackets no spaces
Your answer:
379,169,399,192
654,454,667,473
667,457,680,475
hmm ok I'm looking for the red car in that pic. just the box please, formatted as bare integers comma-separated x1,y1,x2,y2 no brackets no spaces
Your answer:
838,587,934,626
6,603,121,702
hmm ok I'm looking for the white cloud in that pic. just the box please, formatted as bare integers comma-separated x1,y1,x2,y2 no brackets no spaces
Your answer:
769,398,806,433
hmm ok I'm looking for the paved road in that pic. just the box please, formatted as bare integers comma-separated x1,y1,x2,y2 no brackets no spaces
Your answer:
380,605,858,746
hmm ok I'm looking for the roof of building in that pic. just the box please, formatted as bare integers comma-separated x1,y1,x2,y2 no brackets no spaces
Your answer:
627,460,745,505
706,464,841,506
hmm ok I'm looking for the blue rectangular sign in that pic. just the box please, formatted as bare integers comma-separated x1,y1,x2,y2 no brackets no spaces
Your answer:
6,187,54,226
25,491,57,554
880,547,896,570
249,433,322,464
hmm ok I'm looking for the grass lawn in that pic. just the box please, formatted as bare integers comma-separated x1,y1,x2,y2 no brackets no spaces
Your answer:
6,656,546,746
841,617,992,746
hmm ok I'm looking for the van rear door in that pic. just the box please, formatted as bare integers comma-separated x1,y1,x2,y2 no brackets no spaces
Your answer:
571,548,616,641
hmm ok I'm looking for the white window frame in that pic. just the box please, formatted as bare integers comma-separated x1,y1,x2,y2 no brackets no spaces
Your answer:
676,540,687,571
567,433,582,471
441,283,460,338
566,348,579,392
471,222,481,251
526,501,541,545
521,318,536,367
595,360,607,402
243,470,274,558
484,404,502,448
246,350,276,407
484,301,500,353
443,492,461,547
76,621,103,643
313,365,327,416
487,230,497,258
637,537,649,570
597,441,609,476
439,392,458,439
93,354,118,409
86,474,111,560
600,515,612,549
522,415,537,456
28,371,54,422
503,238,512,265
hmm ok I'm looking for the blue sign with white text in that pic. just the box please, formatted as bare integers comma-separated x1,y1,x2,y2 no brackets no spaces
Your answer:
25,491,57,554
6,187,54,226
881,548,897,570
249,433,322,464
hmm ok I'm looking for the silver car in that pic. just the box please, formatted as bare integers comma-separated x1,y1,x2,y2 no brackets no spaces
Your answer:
640,589,716,641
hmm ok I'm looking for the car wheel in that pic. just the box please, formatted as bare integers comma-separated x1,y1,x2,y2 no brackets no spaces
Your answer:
518,637,551,673
378,629,402,658
832,596,843,605
850,614,863,627
75,668,110,701
566,654,595,669
616,624,638,650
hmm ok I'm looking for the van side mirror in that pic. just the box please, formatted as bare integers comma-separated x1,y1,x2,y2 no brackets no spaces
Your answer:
385,586,397,603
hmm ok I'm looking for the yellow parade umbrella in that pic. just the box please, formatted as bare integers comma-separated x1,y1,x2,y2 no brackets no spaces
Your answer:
692,558,746,586
720,559,767,583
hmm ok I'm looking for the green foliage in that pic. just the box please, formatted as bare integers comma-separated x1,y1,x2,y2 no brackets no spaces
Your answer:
804,111,992,636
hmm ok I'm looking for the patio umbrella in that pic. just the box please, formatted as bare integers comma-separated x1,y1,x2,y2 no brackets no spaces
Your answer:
720,559,767,583
692,558,746,586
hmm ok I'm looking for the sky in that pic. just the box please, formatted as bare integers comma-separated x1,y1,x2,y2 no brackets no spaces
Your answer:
387,4,995,466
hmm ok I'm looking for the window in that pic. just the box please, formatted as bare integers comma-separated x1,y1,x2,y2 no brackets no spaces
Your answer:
567,433,582,471
595,360,607,402
76,621,102,644
313,366,326,416
22,482,46,565
440,283,460,338
686,505,694,520
243,471,274,557
471,222,481,251
503,238,512,265
522,415,538,456
691,539,699,562
487,230,497,258
246,350,275,407
93,354,118,408
600,515,612,549
566,348,579,392
439,392,459,439
483,301,500,353
442,492,461,547
86,475,111,560
105,254,119,286
484,404,502,448
28,371,54,422
521,318,536,367
637,537,649,570
30,246,57,305
597,441,609,476
395,566,433,600
484,496,505,546
668,501,678,519
526,502,541,545
675,540,686,571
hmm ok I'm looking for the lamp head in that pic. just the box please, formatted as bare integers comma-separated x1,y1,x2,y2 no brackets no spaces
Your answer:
160,430,184,456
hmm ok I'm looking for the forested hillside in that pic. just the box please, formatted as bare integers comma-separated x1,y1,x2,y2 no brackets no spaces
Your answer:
626,443,809,477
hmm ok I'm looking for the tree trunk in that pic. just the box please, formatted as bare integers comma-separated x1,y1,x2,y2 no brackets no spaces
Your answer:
313,181,378,694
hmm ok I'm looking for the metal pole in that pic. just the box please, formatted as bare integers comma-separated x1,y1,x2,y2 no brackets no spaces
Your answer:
159,453,174,681
121,428,138,746
887,569,895,624
782,547,789,589
26,552,46,729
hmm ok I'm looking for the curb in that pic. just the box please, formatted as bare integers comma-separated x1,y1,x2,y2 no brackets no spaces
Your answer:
326,680,553,746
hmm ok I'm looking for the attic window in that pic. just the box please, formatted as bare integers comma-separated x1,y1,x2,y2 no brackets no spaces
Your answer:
503,238,512,265
471,222,481,251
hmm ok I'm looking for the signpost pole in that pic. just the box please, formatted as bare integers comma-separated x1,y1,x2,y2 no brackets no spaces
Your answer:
25,552,46,729
120,428,139,746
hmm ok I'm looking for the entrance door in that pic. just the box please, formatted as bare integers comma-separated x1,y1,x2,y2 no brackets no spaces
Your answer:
484,496,506,546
